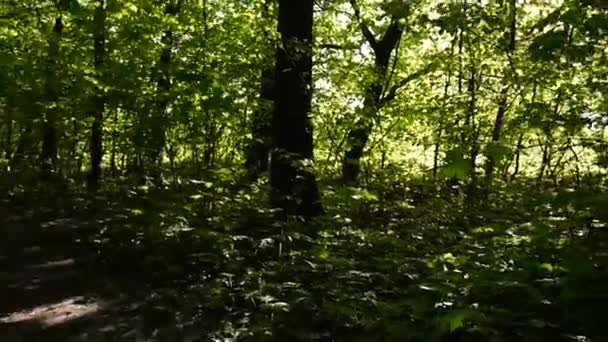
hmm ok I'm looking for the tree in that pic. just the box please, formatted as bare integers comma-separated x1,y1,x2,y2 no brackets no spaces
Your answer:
342,0,405,184
270,0,323,216
150,0,180,176
41,0,69,173
484,0,517,185
88,0,107,190
246,66,273,180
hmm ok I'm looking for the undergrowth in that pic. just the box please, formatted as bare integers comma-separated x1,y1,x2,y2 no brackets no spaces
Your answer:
2,173,607,341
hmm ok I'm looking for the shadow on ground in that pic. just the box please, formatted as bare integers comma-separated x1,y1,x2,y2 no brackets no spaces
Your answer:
0,209,146,341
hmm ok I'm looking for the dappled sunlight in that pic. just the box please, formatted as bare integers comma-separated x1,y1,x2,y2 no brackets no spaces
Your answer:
26,258,75,270
0,296,107,327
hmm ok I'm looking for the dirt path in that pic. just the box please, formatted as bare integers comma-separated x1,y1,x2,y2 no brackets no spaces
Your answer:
0,212,140,341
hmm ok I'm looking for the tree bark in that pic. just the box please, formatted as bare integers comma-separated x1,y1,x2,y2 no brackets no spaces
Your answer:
270,0,323,217
342,1,405,184
88,0,106,190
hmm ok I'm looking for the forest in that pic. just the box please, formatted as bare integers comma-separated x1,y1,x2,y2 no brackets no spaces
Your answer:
1,0,608,341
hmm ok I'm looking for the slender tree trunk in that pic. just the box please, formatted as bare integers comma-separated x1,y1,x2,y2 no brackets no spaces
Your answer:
246,67,274,180
538,141,549,183
511,133,524,180
12,124,32,169
148,0,179,176
200,0,210,171
203,120,217,168
433,38,456,180
484,0,516,184
88,0,106,190
456,28,466,150
4,74,16,161
69,119,80,175
569,145,582,186
510,83,536,180
467,65,478,181
110,149,116,178
41,13,65,173
484,90,507,180
4,119,12,161
550,144,567,185
342,1,404,184
458,30,463,94
110,109,118,178
538,91,562,183
270,0,322,216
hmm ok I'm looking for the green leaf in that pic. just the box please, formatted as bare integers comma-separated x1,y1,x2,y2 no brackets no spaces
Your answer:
485,142,511,162
442,149,471,179
438,309,485,333
126,3,138,13
529,30,568,61
316,246,330,260
584,14,608,38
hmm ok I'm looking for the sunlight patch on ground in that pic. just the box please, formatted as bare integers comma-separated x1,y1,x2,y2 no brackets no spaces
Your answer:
26,258,75,269
0,296,107,327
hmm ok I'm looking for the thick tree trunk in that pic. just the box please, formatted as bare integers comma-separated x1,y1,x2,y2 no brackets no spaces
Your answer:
246,67,274,180
270,0,323,217
88,0,106,190
343,120,373,184
41,15,64,173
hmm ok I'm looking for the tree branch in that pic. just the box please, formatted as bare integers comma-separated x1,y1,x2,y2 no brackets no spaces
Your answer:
349,0,378,49
379,61,438,106
317,43,352,50
378,19,404,51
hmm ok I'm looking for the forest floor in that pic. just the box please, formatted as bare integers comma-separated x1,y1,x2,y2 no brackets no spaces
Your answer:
1,178,607,341
0,193,150,341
